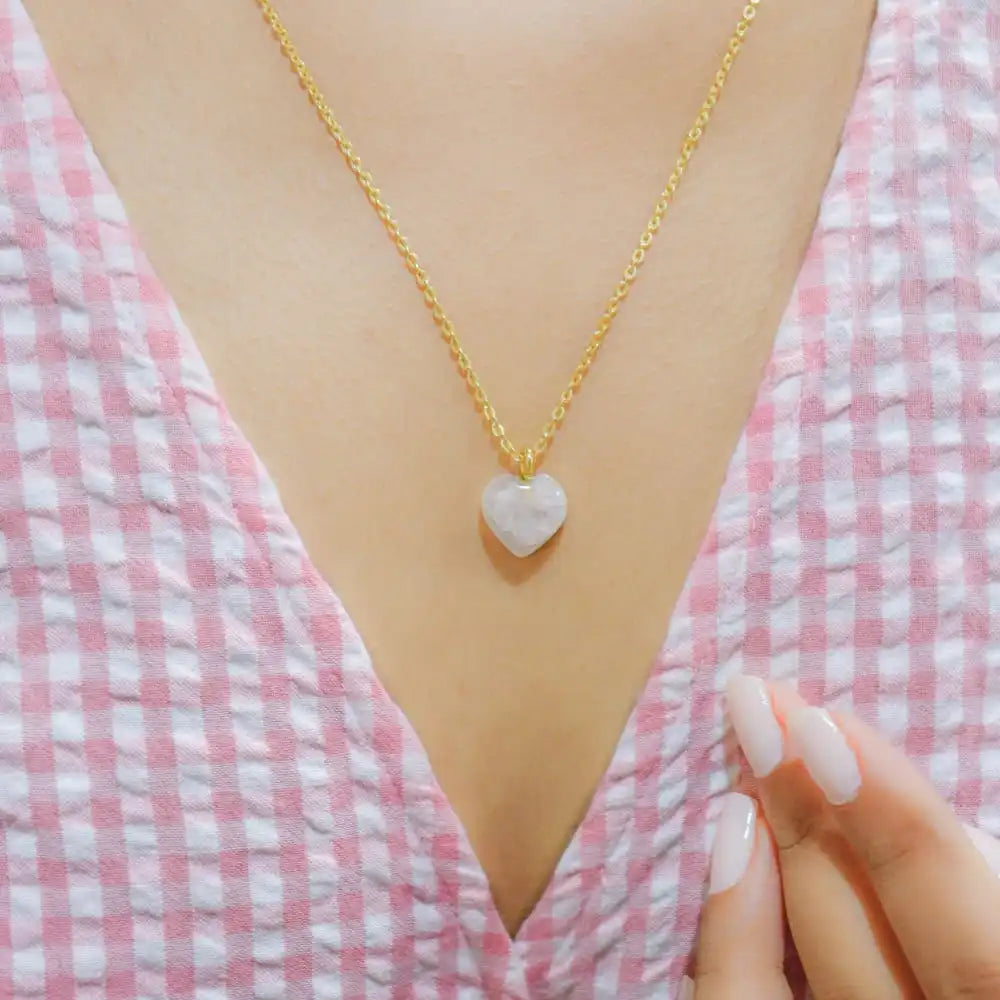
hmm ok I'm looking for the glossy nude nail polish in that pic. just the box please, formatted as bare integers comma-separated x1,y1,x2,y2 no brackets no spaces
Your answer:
708,793,758,894
725,675,784,777
787,706,861,805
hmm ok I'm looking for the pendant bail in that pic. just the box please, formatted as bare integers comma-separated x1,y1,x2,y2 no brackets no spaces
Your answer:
517,448,536,480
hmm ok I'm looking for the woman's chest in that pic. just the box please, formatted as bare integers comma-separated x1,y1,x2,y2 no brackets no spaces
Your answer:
1,0,999,997
17,0,878,935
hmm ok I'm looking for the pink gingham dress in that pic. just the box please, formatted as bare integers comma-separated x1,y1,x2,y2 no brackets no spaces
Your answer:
0,0,998,997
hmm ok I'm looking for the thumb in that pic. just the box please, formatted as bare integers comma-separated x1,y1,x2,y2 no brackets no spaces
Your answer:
692,793,791,1000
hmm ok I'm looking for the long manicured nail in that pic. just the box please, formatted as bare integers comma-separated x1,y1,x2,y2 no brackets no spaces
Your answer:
678,974,695,1000
787,707,861,805
709,793,757,894
725,675,784,777
965,823,1000,876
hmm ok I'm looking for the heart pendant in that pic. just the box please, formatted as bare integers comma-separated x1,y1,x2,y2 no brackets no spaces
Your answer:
481,472,568,557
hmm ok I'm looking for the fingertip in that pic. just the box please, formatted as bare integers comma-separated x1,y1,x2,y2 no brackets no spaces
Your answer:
725,675,784,777
786,706,861,806
708,793,758,895
678,974,695,1000
695,800,785,980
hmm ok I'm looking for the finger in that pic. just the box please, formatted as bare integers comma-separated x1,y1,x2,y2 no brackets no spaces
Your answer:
727,676,922,999
785,703,1000,1000
693,793,791,1000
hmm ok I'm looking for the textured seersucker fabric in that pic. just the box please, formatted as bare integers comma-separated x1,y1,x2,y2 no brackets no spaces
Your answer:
0,0,998,997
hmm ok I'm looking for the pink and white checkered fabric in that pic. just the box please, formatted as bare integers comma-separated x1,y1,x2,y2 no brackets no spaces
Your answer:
0,0,998,997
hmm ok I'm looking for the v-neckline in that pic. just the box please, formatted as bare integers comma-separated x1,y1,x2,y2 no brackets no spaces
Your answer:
15,0,885,961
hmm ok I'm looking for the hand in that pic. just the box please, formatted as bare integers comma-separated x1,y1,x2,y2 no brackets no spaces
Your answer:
682,678,1000,1000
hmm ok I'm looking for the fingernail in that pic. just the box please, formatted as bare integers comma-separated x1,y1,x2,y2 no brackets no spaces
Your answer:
787,707,861,805
709,793,758,894
678,974,695,1000
725,675,784,777
964,823,1000,876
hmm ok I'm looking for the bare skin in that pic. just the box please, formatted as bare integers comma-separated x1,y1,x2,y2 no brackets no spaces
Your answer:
27,0,875,934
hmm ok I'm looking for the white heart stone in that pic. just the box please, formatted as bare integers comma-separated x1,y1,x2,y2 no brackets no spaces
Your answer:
481,472,567,557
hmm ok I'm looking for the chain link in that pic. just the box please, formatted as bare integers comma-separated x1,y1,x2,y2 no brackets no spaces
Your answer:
254,0,763,470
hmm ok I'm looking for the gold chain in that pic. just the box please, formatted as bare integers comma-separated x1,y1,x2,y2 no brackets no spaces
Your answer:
254,0,762,475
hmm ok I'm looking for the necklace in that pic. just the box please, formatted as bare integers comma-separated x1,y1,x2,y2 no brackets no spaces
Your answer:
254,0,763,556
